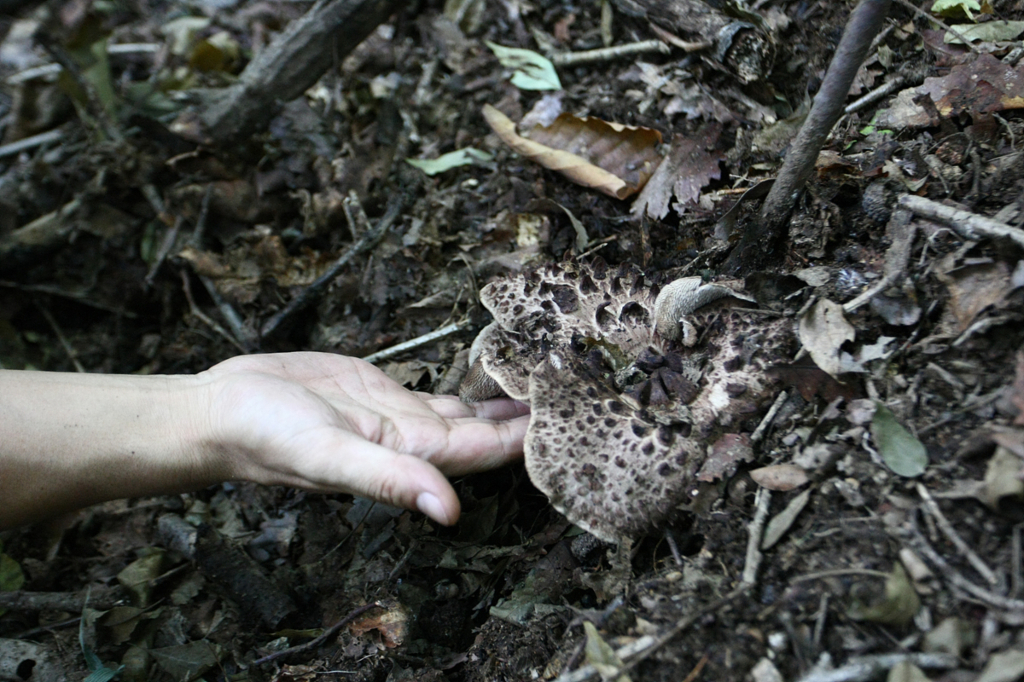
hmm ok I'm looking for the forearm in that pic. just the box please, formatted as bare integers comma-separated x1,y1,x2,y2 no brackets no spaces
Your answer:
0,370,222,529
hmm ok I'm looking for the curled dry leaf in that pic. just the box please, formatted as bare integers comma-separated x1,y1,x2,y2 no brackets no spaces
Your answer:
798,298,856,378
632,123,723,220
482,104,662,199
750,464,809,491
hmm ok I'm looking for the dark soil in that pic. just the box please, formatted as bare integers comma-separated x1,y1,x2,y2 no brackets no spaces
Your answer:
1,0,1024,680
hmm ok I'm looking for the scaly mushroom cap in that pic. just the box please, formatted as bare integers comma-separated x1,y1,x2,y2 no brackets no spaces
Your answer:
459,260,794,542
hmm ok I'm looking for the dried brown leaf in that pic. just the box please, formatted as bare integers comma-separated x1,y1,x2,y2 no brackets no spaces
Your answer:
877,54,1024,129
632,124,722,220
482,104,662,199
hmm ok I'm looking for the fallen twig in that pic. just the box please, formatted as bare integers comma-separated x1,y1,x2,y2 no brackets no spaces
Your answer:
750,390,788,445
361,320,470,364
742,487,772,584
916,482,1000,587
554,585,751,682
260,195,404,340
796,652,959,682
180,270,250,355
0,128,66,159
551,40,670,66
726,0,891,271
251,601,384,666
898,194,1024,250
185,0,403,143
891,515,1024,616
0,587,121,612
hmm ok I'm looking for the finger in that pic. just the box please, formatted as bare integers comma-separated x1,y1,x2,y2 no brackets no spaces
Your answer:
420,394,478,419
308,435,462,525
434,415,530,475
469,398,530,421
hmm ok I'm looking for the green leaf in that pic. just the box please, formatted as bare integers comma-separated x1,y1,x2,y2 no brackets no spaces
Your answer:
931,0,980,19
406,148,494,175
0,547,25,618
944,20,1024,43
83,665,124,682
583,621,632,682
871,402,928,477
485,41,562,91
847,563,921,627
0,553,25,592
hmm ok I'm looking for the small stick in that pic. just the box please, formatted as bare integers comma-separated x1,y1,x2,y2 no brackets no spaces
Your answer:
795,653,958,682
554,585,750,682
180,271,249,355
342,190,371,239
916,483,1000,586
361,320,469,365
36,299,85,373
0,128,65,159
845,63,929,115
791,568,896,583
251,601,384,666
750,391,788,444
895,518,1024,614
663,529,685,569
898,194,1024,250
261,196,404,340
728,0,891,270
145,215,185,288
742,487,771,584
551,40,670,66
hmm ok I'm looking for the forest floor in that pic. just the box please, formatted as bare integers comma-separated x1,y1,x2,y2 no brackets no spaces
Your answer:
1,0,1024,680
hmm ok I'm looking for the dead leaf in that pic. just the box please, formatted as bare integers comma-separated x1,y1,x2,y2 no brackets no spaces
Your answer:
768,360,861,402
632,124,722,220
936,258,1012,332
981,446,1024,511
349,602,411,648
697,434,755,482
750,464,809,491
976,649,1024,682
876,54,1024,129
761,489,811,549
483,104,662,199
798,299,856,378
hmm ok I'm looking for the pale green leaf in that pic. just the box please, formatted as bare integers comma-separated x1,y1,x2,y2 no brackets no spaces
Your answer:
931,0,980,19
583,621,632,682
0,553,25,592
847,563,921,627
485,41,562,91
871,402,928,477
406,148,494,176
944,21,1024,43
976,649,1024,682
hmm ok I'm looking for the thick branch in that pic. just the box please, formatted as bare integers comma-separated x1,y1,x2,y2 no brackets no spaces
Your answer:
187,0,403,143
725,0,890,271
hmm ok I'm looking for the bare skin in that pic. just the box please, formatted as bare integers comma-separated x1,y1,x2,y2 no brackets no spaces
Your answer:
0,352,529,530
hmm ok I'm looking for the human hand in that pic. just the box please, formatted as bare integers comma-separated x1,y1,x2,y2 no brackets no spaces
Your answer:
200,352,530,526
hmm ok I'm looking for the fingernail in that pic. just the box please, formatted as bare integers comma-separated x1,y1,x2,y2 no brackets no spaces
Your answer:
416,492,449,525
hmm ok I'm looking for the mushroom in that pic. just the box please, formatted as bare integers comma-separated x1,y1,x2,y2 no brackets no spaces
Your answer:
460,261,792,542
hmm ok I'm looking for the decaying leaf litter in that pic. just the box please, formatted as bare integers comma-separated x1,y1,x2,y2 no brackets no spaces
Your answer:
1,0,1023,678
